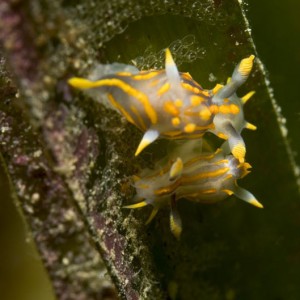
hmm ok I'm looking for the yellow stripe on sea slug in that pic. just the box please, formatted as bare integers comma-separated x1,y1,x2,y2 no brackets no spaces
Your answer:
74,78,158,124
181,82,201,94
116,72,133,76
163,130,184,137
157,82,170,96
133,71,161,80
166,133,205,140
182,167,230,183
108,94,136,125
130,105,147,130
154,181,181,196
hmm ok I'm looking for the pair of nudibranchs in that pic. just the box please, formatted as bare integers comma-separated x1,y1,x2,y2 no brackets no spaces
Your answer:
68,49,263,238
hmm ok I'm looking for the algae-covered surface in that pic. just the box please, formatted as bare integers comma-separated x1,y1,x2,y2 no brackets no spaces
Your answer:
0,0,300,299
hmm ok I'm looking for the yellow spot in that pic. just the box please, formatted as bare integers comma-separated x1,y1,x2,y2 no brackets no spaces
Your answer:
232,143,246,163
199,107,212,121
133,71,159,80
163,101,180,116
169,158,183,181
222,189,234,195
69,77,157,124
245,122,257,130
172,117,181,126
249,199,264,209
123,201,148,209
108,94,136,125
227,77,231,83
190,95,204,106
238,55,255,77
174,99,183,107
242,91,255,104
212,83,224,94
217,132,228,140
209,104,219,114
184,123,196,133
157,82,170,96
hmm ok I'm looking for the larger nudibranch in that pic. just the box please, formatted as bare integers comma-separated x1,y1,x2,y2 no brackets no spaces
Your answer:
68,49,256,162
126,141,263,239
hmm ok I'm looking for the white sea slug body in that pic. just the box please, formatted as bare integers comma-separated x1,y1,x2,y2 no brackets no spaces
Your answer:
126,141,263,238
68,49,256,162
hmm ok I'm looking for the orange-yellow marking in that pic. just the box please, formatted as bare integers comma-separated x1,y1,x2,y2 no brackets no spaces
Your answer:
108,94,136,125
150,79,160,87
184,123,196,133
69,78,157,124
174,99,183,107
182,72,193,80
222,189,234,195
181,82,201,94
199,107,212,120
217,132,228,140
116,72,132,76
157,82,170,96
224,174,233,181
130,105,147,130
133,71,160,80
238,55,255,77
163,101,180,116
172,117,181,126
212,83,224,94
215,159,229,165
163,130,184,137
184,153,217,168
200,189,217,194
232,143,246,163
190,95,205,106
209,104,219,114
182,167,230,183
184,109,200,117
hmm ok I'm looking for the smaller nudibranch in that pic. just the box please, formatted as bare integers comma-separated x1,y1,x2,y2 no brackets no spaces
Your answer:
125,141,263,239
68,49,256,162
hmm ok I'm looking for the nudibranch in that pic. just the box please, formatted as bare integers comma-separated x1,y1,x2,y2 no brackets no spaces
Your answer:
68,49,256,162
125,141,263,239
